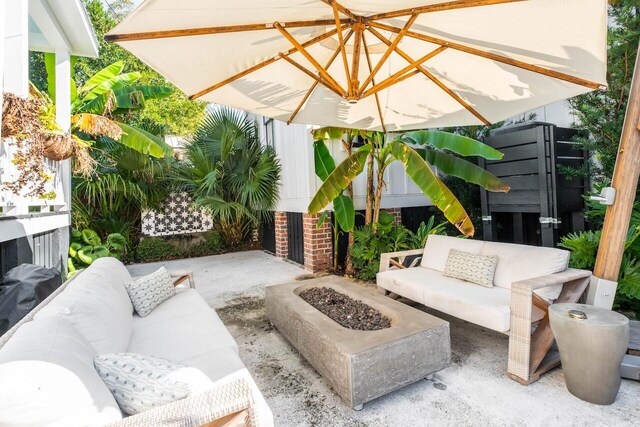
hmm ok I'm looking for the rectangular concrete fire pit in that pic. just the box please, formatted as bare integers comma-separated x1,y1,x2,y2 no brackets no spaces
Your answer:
265,276,450,410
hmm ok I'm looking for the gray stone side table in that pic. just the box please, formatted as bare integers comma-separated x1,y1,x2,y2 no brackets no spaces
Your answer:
549,303,630,405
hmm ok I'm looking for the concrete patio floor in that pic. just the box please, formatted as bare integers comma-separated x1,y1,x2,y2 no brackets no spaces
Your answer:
128,251,640,427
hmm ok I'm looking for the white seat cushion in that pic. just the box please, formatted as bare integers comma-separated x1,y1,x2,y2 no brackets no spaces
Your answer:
127,289,274,426
0,317,122,426
127,289,239,379
377,267,455,304
35,258,134,354
421,235,486,271
481,241,569,300
377,267,545,333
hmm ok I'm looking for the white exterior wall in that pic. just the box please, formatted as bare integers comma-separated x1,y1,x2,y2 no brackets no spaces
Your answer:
255,117,431,213
0,0,70,242
512,100,577,128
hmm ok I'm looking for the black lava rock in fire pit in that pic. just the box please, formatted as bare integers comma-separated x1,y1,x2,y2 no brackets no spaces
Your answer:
298,287,391,331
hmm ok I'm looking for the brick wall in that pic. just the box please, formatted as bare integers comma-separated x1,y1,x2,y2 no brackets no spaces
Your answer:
303,212,333,272
274,211,288,258
385,208,402,226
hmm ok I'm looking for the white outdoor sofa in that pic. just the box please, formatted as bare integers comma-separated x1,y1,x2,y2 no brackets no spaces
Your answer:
0,257,273,426
377,235,591,385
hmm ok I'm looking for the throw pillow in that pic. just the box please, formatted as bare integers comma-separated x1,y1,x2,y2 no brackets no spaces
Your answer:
443,249,498,288
94,353,213,415
124,267,175,317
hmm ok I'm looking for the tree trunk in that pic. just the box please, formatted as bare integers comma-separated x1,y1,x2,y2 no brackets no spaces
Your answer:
372,165,385,231
365,149,375,225
342,136,355,275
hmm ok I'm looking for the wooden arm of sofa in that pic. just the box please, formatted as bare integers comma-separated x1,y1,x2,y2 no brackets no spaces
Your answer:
508,268,591,385
109,377,257,427
169,270,195,289
379,249,424,273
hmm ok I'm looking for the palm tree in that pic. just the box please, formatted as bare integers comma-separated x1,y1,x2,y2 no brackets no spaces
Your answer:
174,108,281,246
310,129,510,237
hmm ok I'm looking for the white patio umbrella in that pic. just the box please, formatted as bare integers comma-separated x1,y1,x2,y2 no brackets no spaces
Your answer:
106,0,607,131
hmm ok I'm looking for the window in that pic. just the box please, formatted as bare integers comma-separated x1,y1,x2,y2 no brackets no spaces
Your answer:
263,117,275,149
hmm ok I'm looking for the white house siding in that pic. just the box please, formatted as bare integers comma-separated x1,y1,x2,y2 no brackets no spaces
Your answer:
0,0,97,275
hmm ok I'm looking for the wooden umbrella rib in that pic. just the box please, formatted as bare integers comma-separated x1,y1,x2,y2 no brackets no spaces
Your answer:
364,0,525,21
350,22,364,97
105,18,349,42
275,22,345,95
332,1,352,91
288,29,355,124
370,21,606,91
359,14,418,94
189,27,341,100
362,31,386,132
280,55,344,97
368,26,490,125
362,46,447,98
320,0,359,21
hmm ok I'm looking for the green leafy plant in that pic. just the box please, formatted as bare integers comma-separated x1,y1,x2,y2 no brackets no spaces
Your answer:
68,228,126,276
559,226,640,311
351,212,447,281
134,237,179,262
309,129,509,237
173,108,281,247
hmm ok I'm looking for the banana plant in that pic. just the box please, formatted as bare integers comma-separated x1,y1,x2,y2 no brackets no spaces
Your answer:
44,56,173,158
308,130,510,237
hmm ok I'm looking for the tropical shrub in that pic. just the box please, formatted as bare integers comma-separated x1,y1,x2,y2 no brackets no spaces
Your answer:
68,228,126,276
134,237,179,262
309,128,509,238
173,108,281,247
134,232,226,262
559,200,640,315
351,212,447,281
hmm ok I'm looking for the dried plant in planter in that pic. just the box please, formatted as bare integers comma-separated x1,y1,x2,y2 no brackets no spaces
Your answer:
1,91,55,198
0,135,54,198
1,92,44,138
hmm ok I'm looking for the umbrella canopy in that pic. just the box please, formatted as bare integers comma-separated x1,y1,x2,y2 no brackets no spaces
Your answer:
106,0,608,131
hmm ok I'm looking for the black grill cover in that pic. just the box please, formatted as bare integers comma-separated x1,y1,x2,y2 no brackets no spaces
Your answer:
0,264,62,336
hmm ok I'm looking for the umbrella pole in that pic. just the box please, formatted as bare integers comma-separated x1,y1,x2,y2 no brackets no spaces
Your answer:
589,42,640,309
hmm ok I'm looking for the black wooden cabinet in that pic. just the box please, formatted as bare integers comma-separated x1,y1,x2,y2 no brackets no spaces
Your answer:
479,122,587,247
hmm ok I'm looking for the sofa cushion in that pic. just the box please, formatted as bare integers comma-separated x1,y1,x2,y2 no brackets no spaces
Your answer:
125,267,176,317
127,289,239,376
421,235,485,271
35,258,134,354
481,241,569,300
0,317,122,426
443,249,498,288
377,267,545,333
94,353,213,415
127,289,275,426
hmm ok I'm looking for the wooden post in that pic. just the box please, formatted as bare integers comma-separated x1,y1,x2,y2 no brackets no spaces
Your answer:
591,42,640,307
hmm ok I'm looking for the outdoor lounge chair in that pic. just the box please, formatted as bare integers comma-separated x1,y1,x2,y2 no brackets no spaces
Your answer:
377,235,592,385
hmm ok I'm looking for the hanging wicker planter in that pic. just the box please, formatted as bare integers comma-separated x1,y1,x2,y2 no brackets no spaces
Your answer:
42,133,75,161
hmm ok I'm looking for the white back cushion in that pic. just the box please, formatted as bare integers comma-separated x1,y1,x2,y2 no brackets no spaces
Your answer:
421,235,486,271
0,317,122,426
481,241,569,290
35,257,133,353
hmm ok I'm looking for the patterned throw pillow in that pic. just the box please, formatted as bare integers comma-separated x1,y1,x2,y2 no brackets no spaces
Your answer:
443,249,498,288
124,267,175,317
94,353,213,415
